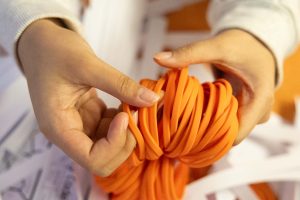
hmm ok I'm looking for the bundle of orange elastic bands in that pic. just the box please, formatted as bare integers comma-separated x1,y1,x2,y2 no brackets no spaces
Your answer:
95,68,276,200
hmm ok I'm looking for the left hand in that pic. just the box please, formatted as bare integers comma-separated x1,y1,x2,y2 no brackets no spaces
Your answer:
17,19,158,176
154,29,276,144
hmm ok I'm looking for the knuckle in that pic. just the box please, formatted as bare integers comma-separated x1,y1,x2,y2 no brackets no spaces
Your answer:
38,124,48,135
177,45,194,60
122,142,135,155
259,112,271,124
87,161,113,177
86,161,98,174
97,167,114,177
117,75,133,96
233,137,243,146
263,92,274,109
38,123,53,139
210,39,233,62
267,93,275,104
256,93,274,124
114,140,127,151
111,133,127,150
122,133,136,154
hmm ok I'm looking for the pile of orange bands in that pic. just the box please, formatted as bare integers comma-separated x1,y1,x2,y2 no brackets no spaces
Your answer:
95,68,276,200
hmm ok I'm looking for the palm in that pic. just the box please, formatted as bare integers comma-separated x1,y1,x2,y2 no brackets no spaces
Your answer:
19,19,139,176
56,86,119,142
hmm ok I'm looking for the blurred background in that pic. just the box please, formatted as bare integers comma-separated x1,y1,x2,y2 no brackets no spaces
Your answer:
0,0,300,199
83,0,300,123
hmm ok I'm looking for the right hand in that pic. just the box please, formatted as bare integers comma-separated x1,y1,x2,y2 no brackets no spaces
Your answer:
154,29,276,145
17,19,159,176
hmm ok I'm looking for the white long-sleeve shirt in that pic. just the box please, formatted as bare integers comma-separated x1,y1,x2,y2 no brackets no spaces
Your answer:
0,0,300,84
208,0,300,84
0,0,81,56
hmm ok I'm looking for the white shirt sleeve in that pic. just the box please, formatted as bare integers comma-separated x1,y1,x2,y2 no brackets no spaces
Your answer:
0,0,82,56
208,0,300,85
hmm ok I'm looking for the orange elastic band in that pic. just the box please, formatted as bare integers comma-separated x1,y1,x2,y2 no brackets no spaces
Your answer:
95,68,276,200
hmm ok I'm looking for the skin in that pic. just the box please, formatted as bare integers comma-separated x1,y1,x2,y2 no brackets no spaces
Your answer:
18,18,275,176
154,29,276,144
17,19,159,177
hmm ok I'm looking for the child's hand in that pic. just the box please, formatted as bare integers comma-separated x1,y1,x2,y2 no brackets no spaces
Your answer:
18,19,159,176
154,29,275,144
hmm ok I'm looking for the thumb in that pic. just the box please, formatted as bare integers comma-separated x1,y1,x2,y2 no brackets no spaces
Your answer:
85,59,160,107
154,40,221,68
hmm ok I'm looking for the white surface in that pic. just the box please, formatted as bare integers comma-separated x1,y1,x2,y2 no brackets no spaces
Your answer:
147,0,202,17
82,0,146,107
1,1,300,199
0,57,21,95
296,97,300,129
165,31,211,49
83,0,145,75
0,76,31,146
138,16,167,80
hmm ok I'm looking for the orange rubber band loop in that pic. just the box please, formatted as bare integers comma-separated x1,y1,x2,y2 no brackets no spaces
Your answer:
95,68,276,200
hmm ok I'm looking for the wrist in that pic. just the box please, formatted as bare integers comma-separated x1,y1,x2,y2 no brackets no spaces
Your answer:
17,19,66,73
215,29,276,86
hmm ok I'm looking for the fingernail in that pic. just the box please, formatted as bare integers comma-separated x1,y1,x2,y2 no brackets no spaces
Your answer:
132,111,138,124
158,91,164,100
123,114,129,130
130,111,138,123
138,87,160,104
154,51,172,60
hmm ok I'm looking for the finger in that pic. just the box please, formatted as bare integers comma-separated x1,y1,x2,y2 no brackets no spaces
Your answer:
234,88,274,145
90,112,129,163
218,72,273,145
85,59,159,107
94,118,112,141
91,112,136,176
100,111,138,173
258,94,274,124
132,110,138,123
93,108,120,140
103,108,119,118
153,40,221,68
94,108,133,145
51,112,130,176
94,111,138,173
78,90,106,137
100,130,136,176
258,110,272,124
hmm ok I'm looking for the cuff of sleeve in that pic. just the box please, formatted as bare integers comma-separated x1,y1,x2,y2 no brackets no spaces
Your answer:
209,3,298,86
0,0,82,57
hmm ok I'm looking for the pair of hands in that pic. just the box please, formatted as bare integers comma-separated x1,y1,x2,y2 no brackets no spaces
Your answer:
18,19,275,177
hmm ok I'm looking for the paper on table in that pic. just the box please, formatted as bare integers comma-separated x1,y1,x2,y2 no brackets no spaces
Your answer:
0,76,31,146
88,180,108,200
185,98,300,199
0,57,21,94
0,146,51,191
250,113,300,145
207,155,259,200
32,146,84,200
0,137,91,200
186,149,300,199
0,111,37,159
0,89,90,200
